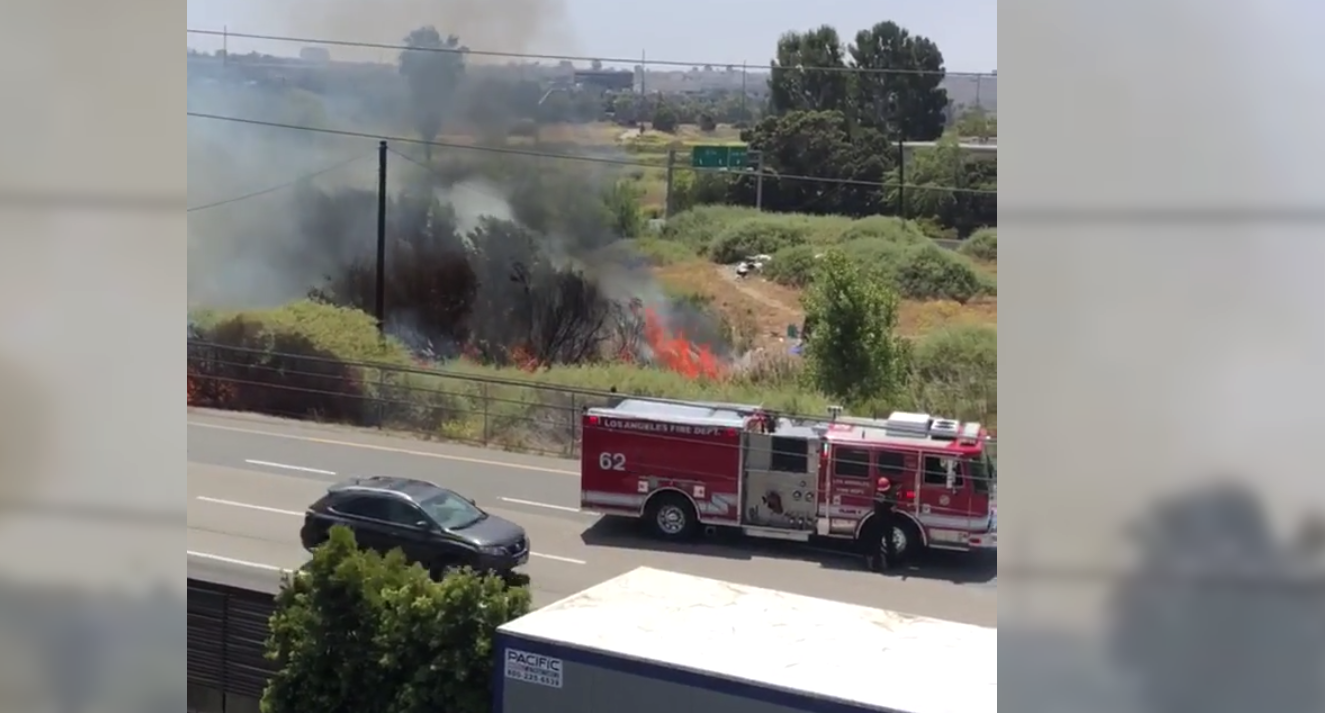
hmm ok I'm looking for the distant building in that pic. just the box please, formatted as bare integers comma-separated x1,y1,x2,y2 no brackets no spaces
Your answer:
572,69,634,92
299,47,331,63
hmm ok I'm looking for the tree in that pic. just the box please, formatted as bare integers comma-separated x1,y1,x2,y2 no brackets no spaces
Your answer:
399,26,466,159
729,110,892,216
767,26,852,115
849,22,949,141
262,526,532,713
800,249,909,406
886,136,997,234
952,106,996,139
651,102,679,132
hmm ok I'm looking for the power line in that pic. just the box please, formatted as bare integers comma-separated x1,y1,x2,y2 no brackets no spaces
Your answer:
185,153,370,212
185,112,998,196
185,29,996,79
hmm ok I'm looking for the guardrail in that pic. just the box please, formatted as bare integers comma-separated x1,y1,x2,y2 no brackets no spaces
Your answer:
187,578,277,711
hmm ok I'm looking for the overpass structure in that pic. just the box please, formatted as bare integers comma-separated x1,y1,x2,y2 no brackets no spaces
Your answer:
902,140,998,162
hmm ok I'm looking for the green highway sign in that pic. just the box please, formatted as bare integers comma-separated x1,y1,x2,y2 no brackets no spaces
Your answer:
691,145,750,169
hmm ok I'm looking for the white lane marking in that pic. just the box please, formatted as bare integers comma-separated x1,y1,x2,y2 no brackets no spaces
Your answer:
244,459,337,476
187,550,289,572
530,552,585,565
197,496,587,565
500,497,581,513
190,420,577,475
196,495,304,517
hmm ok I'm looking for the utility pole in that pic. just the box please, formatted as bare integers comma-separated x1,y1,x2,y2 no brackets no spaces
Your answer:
663,148,677,220
375,140,388,336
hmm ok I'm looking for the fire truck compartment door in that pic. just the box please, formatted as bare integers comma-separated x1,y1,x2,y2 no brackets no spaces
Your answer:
742,470,816,530
741,433,816,530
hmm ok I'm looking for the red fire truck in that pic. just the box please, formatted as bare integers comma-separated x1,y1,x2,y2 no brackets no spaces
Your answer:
579,399,997,561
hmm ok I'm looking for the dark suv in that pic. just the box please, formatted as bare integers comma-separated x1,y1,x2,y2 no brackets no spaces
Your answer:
300,476,529,576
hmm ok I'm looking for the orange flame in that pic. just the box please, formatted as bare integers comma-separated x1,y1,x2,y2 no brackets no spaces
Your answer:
641,307,723,380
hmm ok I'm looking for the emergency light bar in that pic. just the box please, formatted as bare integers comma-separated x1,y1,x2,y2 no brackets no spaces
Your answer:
958,422,982,445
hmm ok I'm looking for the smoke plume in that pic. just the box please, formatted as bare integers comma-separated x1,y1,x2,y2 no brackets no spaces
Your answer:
186,11,731,369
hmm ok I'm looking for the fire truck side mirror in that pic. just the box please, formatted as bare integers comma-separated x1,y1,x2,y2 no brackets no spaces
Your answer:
945,472,957,490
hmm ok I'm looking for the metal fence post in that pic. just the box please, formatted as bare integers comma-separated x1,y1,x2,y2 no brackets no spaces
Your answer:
568,392,578,456
375,368,387,430
481,381,491,446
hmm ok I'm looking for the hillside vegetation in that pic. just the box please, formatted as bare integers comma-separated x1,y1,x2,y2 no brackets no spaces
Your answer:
188,295,996,455
187,15,997,452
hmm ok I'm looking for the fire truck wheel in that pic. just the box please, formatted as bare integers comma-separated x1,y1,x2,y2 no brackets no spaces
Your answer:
644,493,699,540
861,516,921,568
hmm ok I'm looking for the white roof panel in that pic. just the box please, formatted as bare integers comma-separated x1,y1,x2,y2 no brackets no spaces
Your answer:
592,399,749,427
498,567,996,713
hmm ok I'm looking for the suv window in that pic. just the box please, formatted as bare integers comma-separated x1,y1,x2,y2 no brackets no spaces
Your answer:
418,490,485,530
833,447,871,478
922,455,965,487
333,495,423,525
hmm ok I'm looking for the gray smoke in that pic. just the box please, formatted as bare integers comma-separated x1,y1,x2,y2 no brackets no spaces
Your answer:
186,0,577,310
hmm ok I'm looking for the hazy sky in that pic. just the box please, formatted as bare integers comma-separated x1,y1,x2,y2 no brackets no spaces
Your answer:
185,0,997,73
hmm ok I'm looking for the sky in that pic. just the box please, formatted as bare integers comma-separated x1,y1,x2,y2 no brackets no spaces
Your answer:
185,0,997,74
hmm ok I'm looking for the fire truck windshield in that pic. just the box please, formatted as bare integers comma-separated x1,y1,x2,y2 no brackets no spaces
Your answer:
969,452,997,487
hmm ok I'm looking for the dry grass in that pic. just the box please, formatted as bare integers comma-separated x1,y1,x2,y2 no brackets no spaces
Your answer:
653,259,998,344
655,262,802,350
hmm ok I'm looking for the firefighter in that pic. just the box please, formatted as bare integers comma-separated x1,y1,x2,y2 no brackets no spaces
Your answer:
865,475,900,572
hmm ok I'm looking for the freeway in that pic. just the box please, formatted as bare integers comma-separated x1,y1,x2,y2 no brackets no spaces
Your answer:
186,409,997,626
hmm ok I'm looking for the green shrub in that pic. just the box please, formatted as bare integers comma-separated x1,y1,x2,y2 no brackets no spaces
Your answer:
764,238,990,303
762,244,820,287
960,227,997,262
838,238,910,269
263,526,531,713
891,244,987,303
602,180,645,238
708,217,815,263
836,216,931,246
660,207,850,253
911,216,959,241
905,325,997,423
660,205,761,248
199,300,411,364
801,249,909,407
853,324,997,425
